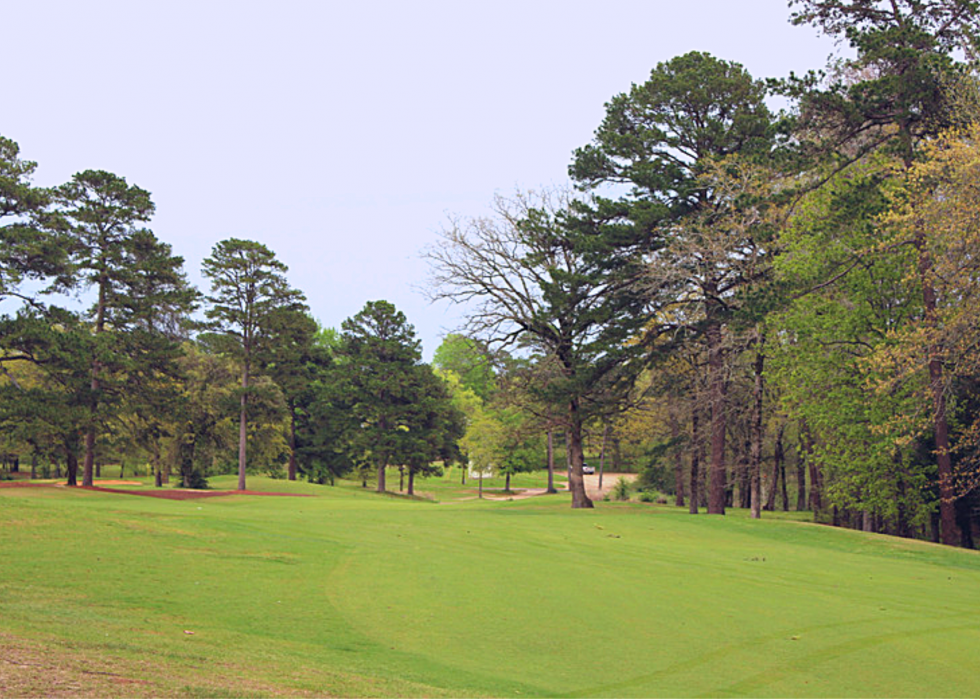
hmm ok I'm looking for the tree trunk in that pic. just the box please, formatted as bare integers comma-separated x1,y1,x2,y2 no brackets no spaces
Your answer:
737,437,751,509
796,430,807,511
505,472,511,492
916,237,958,544
399,466,405,492
706,314,727,515
564,432,572,488
779,428,789,511
408,469,415,496
238,361,250,491
669,411,684,507
65,448,78,487
376,459,387,493
31,452,37,480
82,428,96,487
95,460,101,479
478,470,483,499
802,423,821,514
546,431,557,494
689,404,700,515
896,123,959,545
766,424,784,511
750,340,764,520
567,401,594,509
599,423,610,494
287,408,298,481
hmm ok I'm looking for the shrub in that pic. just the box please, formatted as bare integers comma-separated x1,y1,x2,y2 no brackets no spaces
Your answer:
612,477,631,501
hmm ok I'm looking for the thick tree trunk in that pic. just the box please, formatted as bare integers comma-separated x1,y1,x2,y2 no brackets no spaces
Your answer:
376,459,387,493
546,431,557,494
669,411,684,507
31,452,37,480
750,342,764,519
567,402,594,509
706,316,727,515
408,469,415,496
564,432,572,487
505,472,511,492
238,361,250,491
689,404,700,515
82,428,95,487
65,449,78,487
287,409,298,481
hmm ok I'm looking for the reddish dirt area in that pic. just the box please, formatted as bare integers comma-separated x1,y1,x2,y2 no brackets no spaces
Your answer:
0,482,312,499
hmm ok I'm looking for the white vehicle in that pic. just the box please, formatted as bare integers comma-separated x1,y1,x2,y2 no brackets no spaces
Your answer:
582,463,595,475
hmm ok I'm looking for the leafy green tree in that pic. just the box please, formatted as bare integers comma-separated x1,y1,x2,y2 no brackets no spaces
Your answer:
789,0,980,544
332,300,425,493
570,51,775,514
432,334,496,401
201,238,306,490
54,170,196,487
768,154,930,532
0,307,93,485
402,364,466,495
0,135,61,305
293,326,350,485
263,309,329,480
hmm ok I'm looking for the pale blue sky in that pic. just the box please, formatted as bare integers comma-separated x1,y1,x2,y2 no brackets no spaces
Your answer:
5,0,838,357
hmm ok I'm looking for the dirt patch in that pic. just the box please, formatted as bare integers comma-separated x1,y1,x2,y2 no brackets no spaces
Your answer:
572,472,638,500
0,482,312,500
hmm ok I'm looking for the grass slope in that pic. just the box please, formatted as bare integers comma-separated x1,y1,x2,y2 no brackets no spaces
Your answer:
2,474,979,697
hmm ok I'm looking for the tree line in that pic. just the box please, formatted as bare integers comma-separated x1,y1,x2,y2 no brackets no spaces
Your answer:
0,156,463,492
425,0,980,547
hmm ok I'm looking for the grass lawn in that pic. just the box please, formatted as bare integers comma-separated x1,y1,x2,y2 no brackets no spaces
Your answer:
2,473,979,697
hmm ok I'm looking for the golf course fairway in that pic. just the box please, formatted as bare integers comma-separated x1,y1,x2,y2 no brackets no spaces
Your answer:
2,475,979,697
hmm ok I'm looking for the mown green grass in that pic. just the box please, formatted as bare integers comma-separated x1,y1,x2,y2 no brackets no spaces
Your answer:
2,475,979,697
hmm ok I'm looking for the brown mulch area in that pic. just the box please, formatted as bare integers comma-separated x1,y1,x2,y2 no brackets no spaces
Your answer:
0,482,312,500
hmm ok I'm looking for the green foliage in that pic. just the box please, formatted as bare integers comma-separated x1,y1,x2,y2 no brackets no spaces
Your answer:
0,135,60,302
201,238,306,488
612,476,632,501
432,333,496,401
321,301,462,492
